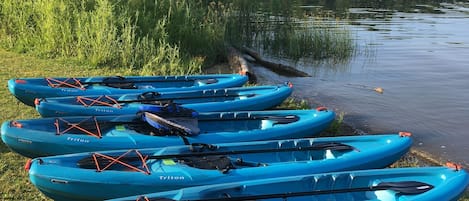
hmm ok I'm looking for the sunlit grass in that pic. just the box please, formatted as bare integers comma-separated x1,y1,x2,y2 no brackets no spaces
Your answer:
0,49,132,200
0,0,224,73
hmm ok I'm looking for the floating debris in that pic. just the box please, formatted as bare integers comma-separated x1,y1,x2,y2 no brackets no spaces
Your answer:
374,87,384,94
344,83,384,94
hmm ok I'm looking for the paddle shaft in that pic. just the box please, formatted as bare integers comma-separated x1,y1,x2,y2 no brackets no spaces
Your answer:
115,93,255,104
133,181,433,201
77,142,353,167
194,181,433,201
78,114,298,128
81,78,211,85
114,143,350,159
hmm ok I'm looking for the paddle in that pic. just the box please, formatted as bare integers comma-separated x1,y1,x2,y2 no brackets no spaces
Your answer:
69,113,300,134
131,181,433,201
76,142,356,168
114,93,256,104
46,76,220,90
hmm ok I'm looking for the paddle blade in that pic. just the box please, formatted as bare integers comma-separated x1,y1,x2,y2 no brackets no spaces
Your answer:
377,181,434,195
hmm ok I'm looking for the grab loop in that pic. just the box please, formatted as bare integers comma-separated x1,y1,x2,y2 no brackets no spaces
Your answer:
10,121,23,128
24,159,33,171
446,162,462,171
316,106,328,112
398,131,412,137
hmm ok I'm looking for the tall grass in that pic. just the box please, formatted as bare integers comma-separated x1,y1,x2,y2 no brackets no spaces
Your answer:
0,0,356,72
226,0,356,63
0,0,354,74
0,0,230,74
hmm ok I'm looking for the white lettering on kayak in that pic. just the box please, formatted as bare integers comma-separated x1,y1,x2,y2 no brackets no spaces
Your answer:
159,176,185,180
95,108,114,113
60,88,80,93
66,137,90,143
17,138,32,144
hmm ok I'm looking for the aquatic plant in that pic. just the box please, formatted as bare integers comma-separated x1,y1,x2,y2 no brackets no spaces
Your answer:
226,0,356,64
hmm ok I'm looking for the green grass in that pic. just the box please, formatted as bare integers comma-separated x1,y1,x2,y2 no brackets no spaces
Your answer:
0,49,133,200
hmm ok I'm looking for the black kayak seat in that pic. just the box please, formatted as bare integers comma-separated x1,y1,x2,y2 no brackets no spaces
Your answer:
179,155,234,174
197,78,218,85
101,76,136,89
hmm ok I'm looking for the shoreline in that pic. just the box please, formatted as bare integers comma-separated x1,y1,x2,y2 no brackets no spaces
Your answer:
204,62,455,169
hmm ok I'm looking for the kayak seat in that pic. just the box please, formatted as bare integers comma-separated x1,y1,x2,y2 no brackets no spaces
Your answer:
177,156,266,173
104,82,136,89
178,155,234,173
101,76,137,89
196,78,218,86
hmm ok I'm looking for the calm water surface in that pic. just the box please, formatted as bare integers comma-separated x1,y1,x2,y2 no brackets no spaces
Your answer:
253,2,469,166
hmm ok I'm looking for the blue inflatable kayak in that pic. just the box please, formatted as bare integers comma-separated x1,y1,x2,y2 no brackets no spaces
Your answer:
108,164,468,201
35,83,293,117
2,109,334,157
26,133,412,201
8,74,248,106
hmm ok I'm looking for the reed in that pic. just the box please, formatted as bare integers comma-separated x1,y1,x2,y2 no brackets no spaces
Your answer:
0,0,229,74
226,0,356,63
0,0,356,72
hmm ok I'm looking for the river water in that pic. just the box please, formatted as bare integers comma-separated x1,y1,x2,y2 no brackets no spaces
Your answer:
250,1,469,166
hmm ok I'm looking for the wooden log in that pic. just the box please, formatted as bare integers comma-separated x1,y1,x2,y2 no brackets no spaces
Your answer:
226,45,257,83
241,47,310,77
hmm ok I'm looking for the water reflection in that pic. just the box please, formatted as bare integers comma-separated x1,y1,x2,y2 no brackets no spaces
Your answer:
226,0,356,67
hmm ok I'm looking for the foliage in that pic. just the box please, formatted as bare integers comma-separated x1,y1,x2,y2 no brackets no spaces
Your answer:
322,111,345,136
275,97,310,110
